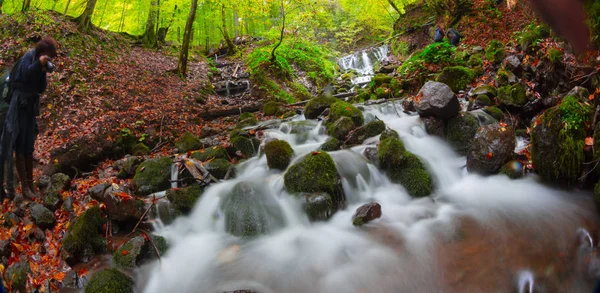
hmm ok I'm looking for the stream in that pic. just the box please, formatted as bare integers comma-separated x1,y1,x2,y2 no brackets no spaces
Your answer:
138,102,599,293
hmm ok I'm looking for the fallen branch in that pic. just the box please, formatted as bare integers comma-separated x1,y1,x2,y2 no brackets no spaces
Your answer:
140,229,162,263
198,104,262,119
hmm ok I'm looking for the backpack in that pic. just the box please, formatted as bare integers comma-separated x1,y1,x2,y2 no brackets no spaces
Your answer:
0,57,23,105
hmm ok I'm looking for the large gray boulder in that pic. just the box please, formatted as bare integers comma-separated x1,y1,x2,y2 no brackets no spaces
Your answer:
467,124,516,174
89,184,146,223
415,81,460,120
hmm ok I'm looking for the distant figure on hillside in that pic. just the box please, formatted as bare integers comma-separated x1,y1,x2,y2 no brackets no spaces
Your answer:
0,37,58,200
434,26,445,43
447,28,462,46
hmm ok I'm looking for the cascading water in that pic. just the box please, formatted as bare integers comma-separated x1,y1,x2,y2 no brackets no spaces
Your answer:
338,45,389,86
140,101,598,293
517,270,535,293
578,227,594,248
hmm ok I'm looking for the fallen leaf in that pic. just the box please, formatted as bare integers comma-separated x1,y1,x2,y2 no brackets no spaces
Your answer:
486,152,493,159
585,137,594,146
52,272,66,281
121,250,129,256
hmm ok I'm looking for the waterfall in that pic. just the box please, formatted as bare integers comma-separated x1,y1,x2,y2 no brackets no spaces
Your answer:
141,101,597,293
577,228,594,248
338,45,389,85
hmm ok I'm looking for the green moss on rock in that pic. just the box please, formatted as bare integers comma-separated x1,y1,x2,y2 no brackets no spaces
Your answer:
378,137,433,197
497,84,527,108
237,116,259,128
239,112,255,121
6,262,29,293
319,138,341,151
205,158,232,179
547,48,563,63
476,95,491,106
472,84,498,97
485,40,506,64
329,101,364,127
263,101,283,116
231,136,257,158
345,120,386,145
61,207,105,266
175,132,202,152
132,143,150,156
499,160,524,179
85,268,134,293
264,140,294,170
190,146,229,162
373,74,393,86
302,192,334,221
468,54,483,67
379,129,399,140
436,66,476,92
378,137,406,169
485,106,505,121
328,116,356,140
445,113,480,155
166,185,204,213
390,167,433,198
304,95,337,119
133,157,172,195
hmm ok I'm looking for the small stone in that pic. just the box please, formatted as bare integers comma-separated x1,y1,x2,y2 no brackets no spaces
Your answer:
352,202,382,226
30,203,56,229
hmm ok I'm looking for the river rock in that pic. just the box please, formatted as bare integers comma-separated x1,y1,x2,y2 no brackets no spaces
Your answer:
345,120,386,145
302,192,334,221
231,136,257,158
43,173,70,211
205,158,233,179
352,202,382,226
446,113,480,155
500,160,524,179
263,101,283,116
220,182,285,237
328,117,355,140
304,95,337,119
319,137,341,151
133,157,173,195
436,66,475,92
415,81,460,120
284,152,345,210
85,268,134,293
61,206,106,266
472,84,497,98
378,137,433,197
175,132,202,152
497,83,527,108
30,203,56,229
264,140,294,170
115,156,143,179
329,101,364,127
6,261,30,293
503,55,523,76
91,184,145,223
191,145,229,162
422,117,445,137
466,124,516,174
401,98,416,112
362,147,379,164
166,185,204,214
113,235,168,269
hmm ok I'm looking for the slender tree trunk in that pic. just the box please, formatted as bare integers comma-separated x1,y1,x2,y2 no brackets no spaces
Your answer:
234,9,240,37
98,0,109,28
22,0,31,12
0,0,4,14
63,0,71,15
270,0,285,63
155,0,160,36
142,0,159,47
118,1,126,32
387,0,401,15
51,0,58,11
78,0,98,32
178,0,199,76
221,4,236,54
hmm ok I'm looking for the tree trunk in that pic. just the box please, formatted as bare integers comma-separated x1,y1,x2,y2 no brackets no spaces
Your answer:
155,0,160,37
98,0,109,28
118,1,127,32
221,4,237,54
387,0,401,16
63,0,72,15
51,0,58,11
22,0,31,12
234,8,240,37
178,0,199,77
78,0,98,32
0,0,4,15
142,0,159,47
270,0,285,63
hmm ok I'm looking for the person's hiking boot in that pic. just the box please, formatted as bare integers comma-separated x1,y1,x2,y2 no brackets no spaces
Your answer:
24,155,37,195
15,155,36,199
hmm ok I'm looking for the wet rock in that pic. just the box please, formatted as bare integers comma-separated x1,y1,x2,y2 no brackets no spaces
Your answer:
0,240,10,259
115,156,143,179
263,101,283,116
373,73,393,86
43,173,70,211
319,138,341,151
231,136,257,158
206,158,234,179
166,185,204,214
415,81,460,120
61,207,106,266
503,55,523,76
567,86,591,102
237,116,258,129
531,96,591,184
472,84,498,97
85,268,134,293
30,203,56,229
380,129,399,141
132,143,150,156
90,184,145,223
471,95,492,110
190,145,229,162
302,192,334,221
328,117,356,140
497,83,527,108
264,140,294,170
523,98,544,116
484,106,505,121
344,120,386,145
133,157,173,195
401,98,416,112
6,261,29,293
284,152,345,210
436,66,475,92
500,160,524,179
175,132,202,153
221,182,285,237
3,212,20,227
352,202,382,226
445,113,480,155
466,124,516,174
113,235,168,269
304,95,337,119
422,117,445,137
329,101,364,127
378,137,433,197
495,68,518,87
362,147,379,164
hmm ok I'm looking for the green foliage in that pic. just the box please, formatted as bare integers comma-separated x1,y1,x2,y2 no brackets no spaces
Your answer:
485,40,505,64
398,43,461,89
514,23,550,51
547,48,563,63
85,268,134,293
559,96,592,135
436,66,475,92
467,54,483,67
586,0,600,47
391,38,410,57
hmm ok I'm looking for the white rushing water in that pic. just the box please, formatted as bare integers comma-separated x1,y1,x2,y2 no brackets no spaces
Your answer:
140,102,596,293
338,45,389,86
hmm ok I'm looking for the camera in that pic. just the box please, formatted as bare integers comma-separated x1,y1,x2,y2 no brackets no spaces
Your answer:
46,58,55,73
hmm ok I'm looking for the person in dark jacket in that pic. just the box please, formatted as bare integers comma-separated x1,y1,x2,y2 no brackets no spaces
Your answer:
434,26,445,43
0,37,58,200
446,28,462,46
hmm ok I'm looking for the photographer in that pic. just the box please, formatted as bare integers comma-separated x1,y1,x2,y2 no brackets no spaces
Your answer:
0,37,58,200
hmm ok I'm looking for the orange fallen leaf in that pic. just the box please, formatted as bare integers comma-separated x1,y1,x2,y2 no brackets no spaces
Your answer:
486,152,493,159
121,250,129,256
53,272,66,281
78,268,88,276
585,137,594,146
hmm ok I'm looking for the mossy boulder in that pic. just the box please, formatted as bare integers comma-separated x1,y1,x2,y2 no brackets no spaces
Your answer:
301,192,334,221
378,138,433,197
472,84,497,97
30,203,56,229
133,157,172,195
190,145,229,162
345,120,386,145
373,74,393,86
531,96,592,184
484,106,505,121
61,207,106,266
264,140,294,170
175,132,202,152
91,184,146,223
468,54,483,68
231,136,257,158
500,160,524,179
422,117,445,137
567,86,591,103
132,143,150,156
445,113,480,155
474,95,492,108
379,129,400,140
239,112,255,121
329,101,364,127
319,137,341,151
497,84,527,108
495,68,518,87
43,173,71,211
85,268,134,293
113,235,168,269
6,261,29,293
436,66,476,92
263,101,283,116
328,116,356,140
237,116,259,129
304,95,337,119
485,40,506,64
388,164,433,198
166,185,204,213
117,156,143,179
220,181,285,237
284,152,345,210
205,158,233,179
466,124,516,174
